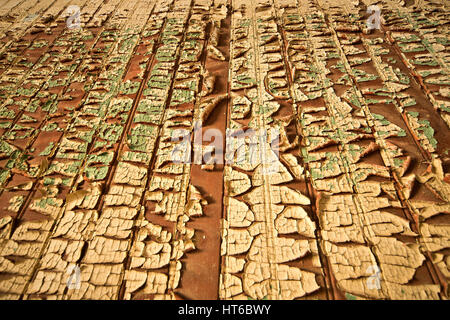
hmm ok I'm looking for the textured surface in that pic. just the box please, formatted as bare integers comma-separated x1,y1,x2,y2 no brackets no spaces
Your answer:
0,0,448,300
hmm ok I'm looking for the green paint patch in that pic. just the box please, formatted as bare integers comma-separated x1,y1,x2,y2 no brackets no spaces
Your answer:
345,293,357,300
39,142,55,156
